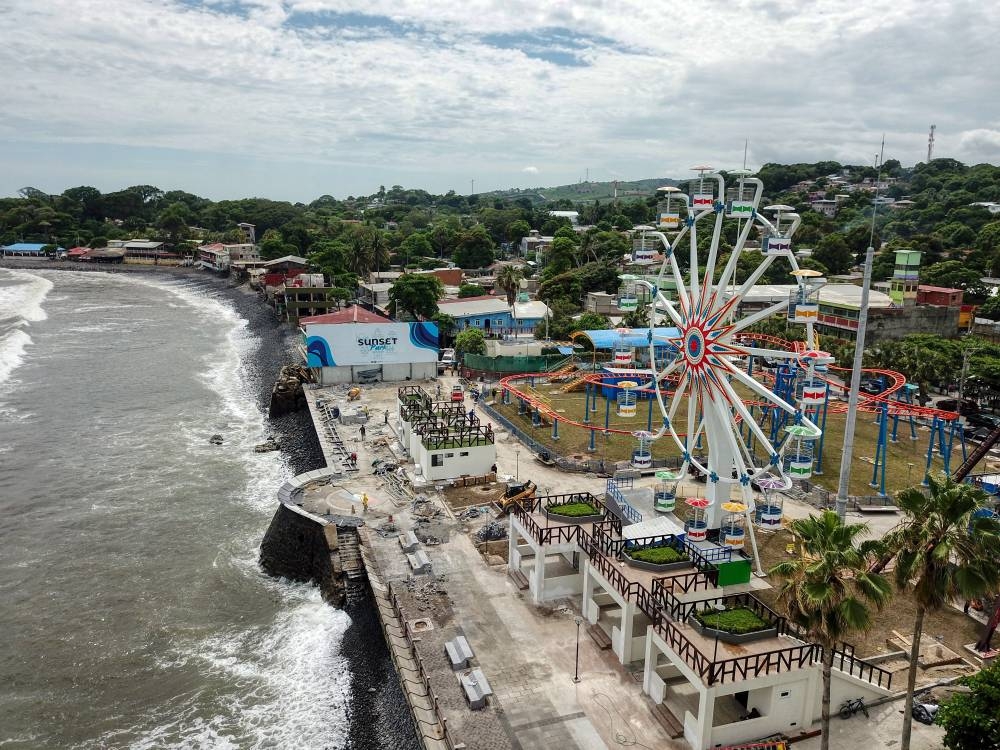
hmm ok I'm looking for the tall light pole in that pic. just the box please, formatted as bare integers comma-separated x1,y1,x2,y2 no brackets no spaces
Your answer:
836,138,885,519
514,448,520,482
573,615,583,683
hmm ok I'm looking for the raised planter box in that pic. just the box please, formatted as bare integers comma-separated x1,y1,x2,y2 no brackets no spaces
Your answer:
543,507,604,524
687,614,778,645
622,552,691,573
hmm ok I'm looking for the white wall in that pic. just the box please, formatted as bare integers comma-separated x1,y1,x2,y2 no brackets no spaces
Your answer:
418,441,496,481
319,362,435,385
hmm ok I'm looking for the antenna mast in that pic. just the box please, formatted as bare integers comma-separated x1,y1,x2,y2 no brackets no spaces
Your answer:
927,124,936,162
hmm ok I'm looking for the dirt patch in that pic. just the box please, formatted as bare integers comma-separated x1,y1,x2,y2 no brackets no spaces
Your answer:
444,482,502,511
753,526,985,662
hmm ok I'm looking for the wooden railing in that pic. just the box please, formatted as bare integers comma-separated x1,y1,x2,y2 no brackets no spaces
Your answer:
710,642,821,686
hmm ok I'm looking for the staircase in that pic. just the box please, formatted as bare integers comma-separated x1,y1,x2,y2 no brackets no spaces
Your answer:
650,703,684,739
338,528,366,581
954,423,1000,481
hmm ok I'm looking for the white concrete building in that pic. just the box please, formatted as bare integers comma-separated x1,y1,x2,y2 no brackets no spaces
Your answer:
397,386,496,481
507,493,895,750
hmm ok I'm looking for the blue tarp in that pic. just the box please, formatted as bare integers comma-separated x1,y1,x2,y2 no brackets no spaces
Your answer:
557,346,575,355
580,327,681,350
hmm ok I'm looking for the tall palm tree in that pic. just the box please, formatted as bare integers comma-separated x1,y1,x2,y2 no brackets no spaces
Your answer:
770,511,892,750
884,474,1000,750
495,265,523,306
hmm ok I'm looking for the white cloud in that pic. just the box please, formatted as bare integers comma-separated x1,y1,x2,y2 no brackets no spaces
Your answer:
522,166,539,174
0,0,997,200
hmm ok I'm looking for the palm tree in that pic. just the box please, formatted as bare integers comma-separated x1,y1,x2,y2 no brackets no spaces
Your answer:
770,511,892,750
495,265,523,306
884,474,1000,750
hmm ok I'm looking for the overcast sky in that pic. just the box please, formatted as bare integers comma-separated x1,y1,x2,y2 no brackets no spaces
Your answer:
2,0,999,202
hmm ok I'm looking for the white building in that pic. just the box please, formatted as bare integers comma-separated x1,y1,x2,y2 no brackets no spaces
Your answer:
300,306,438,384
507,494,895,750
397,386,496,481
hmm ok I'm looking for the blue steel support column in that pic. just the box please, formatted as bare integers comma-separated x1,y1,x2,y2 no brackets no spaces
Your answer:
583,383,591,424
589,425,597,451
552,416,559,440
518,397,525,416
923,416,939,486
605,391,611,431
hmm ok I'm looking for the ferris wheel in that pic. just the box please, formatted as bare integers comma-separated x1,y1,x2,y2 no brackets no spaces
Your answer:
631,168,830,561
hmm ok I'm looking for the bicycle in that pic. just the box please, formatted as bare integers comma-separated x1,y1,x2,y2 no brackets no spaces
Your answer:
839,697,869,720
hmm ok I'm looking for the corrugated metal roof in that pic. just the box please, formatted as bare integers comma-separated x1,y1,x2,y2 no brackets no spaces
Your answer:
437,296,510,317
579,327,680,349
299,306,390,326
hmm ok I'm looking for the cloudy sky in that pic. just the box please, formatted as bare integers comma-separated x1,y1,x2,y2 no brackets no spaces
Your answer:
2,0,999,202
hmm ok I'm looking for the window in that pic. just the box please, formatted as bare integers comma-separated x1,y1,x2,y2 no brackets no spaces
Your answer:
446,452,454,457
460,451,469,457
496,319,503,326
431,454,444,467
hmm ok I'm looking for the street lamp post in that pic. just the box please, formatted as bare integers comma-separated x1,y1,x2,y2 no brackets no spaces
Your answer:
514,449,520,482
573,615,583,683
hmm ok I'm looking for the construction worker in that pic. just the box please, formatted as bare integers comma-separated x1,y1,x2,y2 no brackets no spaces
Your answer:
360,424,366,441
384,409,389,424
362,493,369,513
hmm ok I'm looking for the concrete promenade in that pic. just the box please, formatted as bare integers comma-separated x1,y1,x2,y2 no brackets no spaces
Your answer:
296,378,946,750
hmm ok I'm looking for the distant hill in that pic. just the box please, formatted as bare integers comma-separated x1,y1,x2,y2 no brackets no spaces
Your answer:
483,177,679,205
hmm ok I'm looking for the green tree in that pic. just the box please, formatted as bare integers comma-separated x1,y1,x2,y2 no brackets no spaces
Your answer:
458,283,485,298
397,232,433,266
259,228,286,260
921,260,989,300
770,512,892,750
387,273,443,320
495,265,524,305
156,201,190,245
455,327,486,357
883,475,1000,750
936,660,1000,750
454,225,495,268
506,219,531,247
431,312,457,346
813,233,853,275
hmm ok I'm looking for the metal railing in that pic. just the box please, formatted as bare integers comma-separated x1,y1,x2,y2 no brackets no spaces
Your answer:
606,477,643,523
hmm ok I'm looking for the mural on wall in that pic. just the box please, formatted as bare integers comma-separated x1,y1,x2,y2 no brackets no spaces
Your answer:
305,322,438,367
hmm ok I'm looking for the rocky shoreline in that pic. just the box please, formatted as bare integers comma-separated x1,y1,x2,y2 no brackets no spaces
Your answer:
1,260,418,750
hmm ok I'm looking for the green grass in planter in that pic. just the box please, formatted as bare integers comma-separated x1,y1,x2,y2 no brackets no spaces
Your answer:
695,606,772,634
546,501,600,517
629,546,688,564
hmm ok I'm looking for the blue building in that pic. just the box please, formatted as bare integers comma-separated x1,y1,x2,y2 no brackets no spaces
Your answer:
437,296,550,337
2,243,63,256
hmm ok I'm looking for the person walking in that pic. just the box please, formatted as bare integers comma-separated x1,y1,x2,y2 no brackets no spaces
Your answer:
362,493,369,514
360,424,366,442
384,409,389,425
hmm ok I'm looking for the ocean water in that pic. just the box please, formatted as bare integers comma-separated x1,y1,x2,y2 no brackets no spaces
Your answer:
0,269,357,748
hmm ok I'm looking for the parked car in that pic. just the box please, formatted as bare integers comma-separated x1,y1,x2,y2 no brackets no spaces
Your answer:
937,397,979,416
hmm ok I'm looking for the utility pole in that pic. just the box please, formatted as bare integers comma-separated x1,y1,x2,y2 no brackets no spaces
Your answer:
836,137,885,519
958,346,982,402
927,125,936,163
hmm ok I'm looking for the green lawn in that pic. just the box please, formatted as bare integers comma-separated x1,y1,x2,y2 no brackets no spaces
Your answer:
493,386,954,498
546,501,600,517
628,546,688,564
695,606,772,634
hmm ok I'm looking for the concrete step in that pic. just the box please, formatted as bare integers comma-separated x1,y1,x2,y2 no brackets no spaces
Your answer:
508,568,529,590
651,702,684,739
587,624,612,650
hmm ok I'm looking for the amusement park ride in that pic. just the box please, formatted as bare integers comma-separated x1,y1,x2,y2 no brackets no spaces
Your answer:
499,166,983,575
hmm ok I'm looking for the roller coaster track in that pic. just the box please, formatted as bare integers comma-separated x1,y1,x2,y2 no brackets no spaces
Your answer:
498,333,960,437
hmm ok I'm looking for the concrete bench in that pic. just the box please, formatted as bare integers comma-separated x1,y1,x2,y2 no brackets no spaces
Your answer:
407,549,432,574
398,531,420,553
445,635,475,670
460,668,493,710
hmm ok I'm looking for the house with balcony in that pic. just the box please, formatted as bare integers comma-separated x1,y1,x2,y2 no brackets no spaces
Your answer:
507,485,895,750
437,296,550,338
